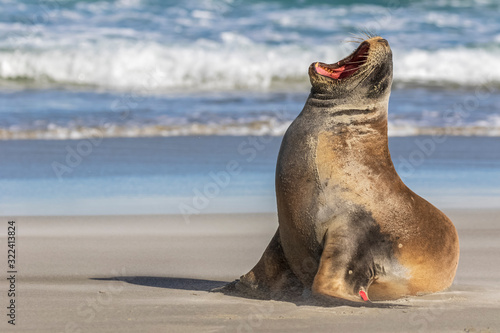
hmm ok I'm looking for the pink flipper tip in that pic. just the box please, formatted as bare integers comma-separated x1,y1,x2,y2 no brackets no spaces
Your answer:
359,290,368,301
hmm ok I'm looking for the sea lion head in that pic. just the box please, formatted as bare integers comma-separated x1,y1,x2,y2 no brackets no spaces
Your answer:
308,36,393,104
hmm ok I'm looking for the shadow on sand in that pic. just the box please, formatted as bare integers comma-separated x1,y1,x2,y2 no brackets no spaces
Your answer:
91,276,406,309
91,276,227,291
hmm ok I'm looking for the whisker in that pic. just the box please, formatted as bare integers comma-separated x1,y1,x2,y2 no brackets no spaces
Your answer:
354,28,379,40
348,33,365,41
340,67,363,73
346,58,368,62
349,32,365,39
347,63,370,71
345,60,367,65
365,29,379,39
365,29,375,39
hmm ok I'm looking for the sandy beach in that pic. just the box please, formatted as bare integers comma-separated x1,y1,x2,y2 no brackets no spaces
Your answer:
2,1,500,332
0,209,498,333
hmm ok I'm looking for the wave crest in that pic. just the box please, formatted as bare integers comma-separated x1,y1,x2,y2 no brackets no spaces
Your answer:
2,119,500,140
1,42,500,91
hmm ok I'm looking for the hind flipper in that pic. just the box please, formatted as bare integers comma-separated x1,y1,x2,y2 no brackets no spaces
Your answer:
312,226,374,303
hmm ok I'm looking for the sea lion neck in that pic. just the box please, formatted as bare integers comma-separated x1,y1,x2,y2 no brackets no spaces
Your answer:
302,91,390,131
305,90,379,108
326,118,391,165
300,92,392,165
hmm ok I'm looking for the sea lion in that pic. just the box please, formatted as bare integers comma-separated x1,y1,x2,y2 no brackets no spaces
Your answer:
218,36,459,302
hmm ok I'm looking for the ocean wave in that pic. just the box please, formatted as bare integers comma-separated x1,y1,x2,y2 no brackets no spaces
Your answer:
394,47,500,87
2,119,500,140
388,124,500,137
0,118,292,140
1,41,499,91
0,41,320,91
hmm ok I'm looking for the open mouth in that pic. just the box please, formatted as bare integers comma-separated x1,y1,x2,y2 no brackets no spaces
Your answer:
314,42,370,80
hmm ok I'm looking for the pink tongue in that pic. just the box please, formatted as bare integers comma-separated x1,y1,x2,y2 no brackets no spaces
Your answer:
359,290,369,301
316,64,346,79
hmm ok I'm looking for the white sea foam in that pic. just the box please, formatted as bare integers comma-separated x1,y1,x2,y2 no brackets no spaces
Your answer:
1,0,499,91
2,117,500,140
394,47,500,86
0,41,314,90
1,41,499,91
0,117,293,140
388,124,500,137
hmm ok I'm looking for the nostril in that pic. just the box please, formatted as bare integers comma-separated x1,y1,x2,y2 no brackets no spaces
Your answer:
377,39,389,46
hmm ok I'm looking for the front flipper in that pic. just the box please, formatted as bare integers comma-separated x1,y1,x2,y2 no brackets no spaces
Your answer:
212,229,303,300
312,213,383,303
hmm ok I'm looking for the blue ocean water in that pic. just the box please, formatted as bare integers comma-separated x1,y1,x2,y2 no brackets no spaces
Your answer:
1,136,499,216
1,0,499,215
1,0,500,139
